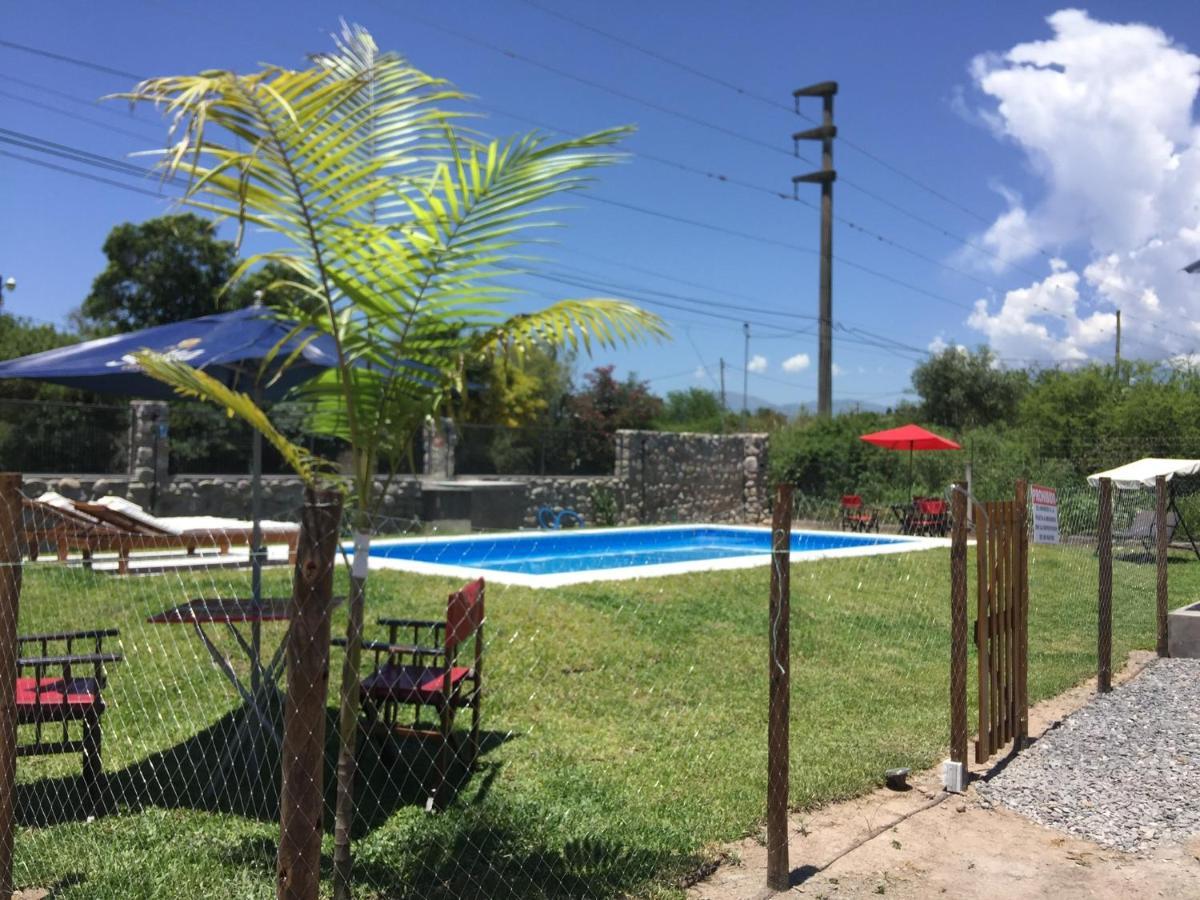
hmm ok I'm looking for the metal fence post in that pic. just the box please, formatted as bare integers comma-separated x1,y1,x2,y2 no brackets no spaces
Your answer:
1098,477,1113,693
949,481,968,768
766,483,793,892
277,487,344,900
1155,475,1169,658
0,473,23,898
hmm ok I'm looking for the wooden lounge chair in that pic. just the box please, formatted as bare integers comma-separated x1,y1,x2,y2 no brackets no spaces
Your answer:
344,578,485,811
839,495,879,533
16,628,122,783
24,493,299,574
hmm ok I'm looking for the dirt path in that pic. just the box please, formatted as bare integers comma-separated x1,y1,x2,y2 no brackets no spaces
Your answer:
690,651,1200,899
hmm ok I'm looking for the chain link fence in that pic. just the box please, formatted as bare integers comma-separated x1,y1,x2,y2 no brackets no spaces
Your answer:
0,451,1189,897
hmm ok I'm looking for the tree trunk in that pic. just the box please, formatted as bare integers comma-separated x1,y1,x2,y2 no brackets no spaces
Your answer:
333,517,369,900
277,487,343,900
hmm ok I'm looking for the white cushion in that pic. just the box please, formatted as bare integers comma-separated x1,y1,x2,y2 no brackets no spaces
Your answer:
93,495,183,534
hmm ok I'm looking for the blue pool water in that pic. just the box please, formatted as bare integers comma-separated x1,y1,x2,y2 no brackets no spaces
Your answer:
368,526,915,577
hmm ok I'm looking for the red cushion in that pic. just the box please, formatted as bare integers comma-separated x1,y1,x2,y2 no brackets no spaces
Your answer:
15,676,100,708
362,664,471,703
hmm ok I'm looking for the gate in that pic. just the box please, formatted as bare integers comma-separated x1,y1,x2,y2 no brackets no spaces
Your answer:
973,482,1029,761
949,481,1029,773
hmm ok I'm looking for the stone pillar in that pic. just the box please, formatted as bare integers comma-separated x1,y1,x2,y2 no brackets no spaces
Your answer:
743,433,769,523
128,401,169,510
422,416,455,479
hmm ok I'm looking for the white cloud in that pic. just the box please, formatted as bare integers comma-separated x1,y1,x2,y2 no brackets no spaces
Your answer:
692,366,708,380
782,353,810,373
831,362,844,376
961,10,1200,360
927,335,967,354
747,354,768,374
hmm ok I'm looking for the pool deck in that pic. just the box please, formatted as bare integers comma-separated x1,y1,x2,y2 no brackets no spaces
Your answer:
362,524,951,588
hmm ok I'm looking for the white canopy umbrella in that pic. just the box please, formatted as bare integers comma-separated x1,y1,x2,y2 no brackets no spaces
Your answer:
1087,457,1200,559
1086,458,1200,490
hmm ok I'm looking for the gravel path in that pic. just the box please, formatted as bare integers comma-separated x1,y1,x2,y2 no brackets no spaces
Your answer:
978,658,1200,853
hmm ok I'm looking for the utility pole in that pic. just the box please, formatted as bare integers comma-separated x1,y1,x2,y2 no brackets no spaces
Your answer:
793,81,838,418
742,322,750,414
719,357,727,410
1114,309,1122,377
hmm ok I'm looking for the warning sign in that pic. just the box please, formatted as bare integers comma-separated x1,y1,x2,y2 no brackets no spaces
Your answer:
1031,484,1059,545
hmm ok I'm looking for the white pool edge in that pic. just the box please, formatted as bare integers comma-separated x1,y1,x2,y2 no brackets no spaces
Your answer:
359,524,950,589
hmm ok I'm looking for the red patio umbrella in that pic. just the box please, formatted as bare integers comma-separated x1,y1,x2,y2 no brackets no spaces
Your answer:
860,424,961,496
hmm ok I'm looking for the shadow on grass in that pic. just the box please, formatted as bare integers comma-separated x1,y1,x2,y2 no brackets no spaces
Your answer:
353,822,669,900
16,703,512,838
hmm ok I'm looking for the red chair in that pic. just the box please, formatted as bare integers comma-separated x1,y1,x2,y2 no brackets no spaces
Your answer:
15,628,122,784
355,578,484,810
911,498,950,536
840,495,879,533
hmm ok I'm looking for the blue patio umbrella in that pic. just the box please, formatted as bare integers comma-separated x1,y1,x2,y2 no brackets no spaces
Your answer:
0,305,337,400
0,305,339,606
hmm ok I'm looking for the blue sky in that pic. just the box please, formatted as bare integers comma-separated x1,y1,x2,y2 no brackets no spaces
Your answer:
3,2,1199,409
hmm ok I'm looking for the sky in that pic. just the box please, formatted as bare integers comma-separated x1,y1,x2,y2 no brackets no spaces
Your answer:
3,2,1200,411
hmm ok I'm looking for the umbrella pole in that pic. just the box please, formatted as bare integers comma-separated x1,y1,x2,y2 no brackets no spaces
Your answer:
909,445,914,499
250,391,264,698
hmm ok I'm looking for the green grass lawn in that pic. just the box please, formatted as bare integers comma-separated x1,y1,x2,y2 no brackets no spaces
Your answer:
8,541,1182,898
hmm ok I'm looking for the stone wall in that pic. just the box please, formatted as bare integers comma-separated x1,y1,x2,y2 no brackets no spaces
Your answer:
23,405,770,527
614,430,769,524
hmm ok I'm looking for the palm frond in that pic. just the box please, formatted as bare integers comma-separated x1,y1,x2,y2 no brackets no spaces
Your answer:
474,299,669,356
132,352,339,490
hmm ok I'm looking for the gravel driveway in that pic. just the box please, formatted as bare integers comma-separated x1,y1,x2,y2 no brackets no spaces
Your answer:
978,657,1200,853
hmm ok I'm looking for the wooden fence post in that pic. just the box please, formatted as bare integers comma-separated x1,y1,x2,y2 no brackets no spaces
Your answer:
1015,480,1029,745
1155,475,1169,658
1097,477,1113,693
949,481,968,767
277,487,344,900
766,483,793,893
0,475,21,898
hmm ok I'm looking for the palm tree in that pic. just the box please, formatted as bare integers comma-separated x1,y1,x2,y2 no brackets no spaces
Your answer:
124,23,665,897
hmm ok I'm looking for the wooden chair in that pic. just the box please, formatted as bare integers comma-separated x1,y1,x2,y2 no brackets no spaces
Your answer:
15,628,122,783
839,495,878,532
910,498,950,536
353,578,484,811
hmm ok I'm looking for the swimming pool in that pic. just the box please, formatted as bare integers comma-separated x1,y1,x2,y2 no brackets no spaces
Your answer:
365,525,947,588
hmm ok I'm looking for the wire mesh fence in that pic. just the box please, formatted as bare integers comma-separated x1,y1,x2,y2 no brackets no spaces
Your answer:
0,456,1188,897
453,423,617,477
0,399,129,474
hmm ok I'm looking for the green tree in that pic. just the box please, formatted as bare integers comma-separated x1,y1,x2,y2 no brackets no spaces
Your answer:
911,345,1028,430
0,314,128,472
568,365,662,470
73,214,248,335
1017,364,1121,462
125,24,665,893
657,387,722,430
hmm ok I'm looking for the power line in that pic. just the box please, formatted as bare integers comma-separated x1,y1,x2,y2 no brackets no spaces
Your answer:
506,0,1040,237
384,8,811,164
0,39,144,81
0,149,168,198
0,90,163,143
1,72,160,124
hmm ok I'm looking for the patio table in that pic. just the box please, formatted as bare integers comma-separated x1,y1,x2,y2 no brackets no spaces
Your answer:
890,504,916,535
148,598,294,794
149,597,292,724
